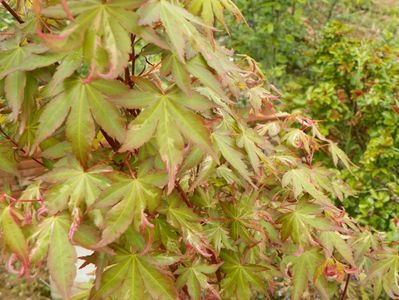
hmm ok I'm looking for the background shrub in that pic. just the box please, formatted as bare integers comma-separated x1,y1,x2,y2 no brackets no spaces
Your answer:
227,0,399,236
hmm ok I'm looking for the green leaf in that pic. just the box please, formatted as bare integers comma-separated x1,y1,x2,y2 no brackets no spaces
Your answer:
42,160,111,213
187,56,227,99
176,259,221,300
89,253,131,300
94,175,161,246
119,101,162,150
41,1,153,79
35,93,71,147
162,54,191,95
221,195,255,242
158,0,209,62
5,71,26,121
366,251,399,298
37,78,127,163
0,143,18,175
165,193,210,256
0,207,29,266
47,215,77,299
319,231,355,266
65,82,96,164
119,89,214,190
204,221,233,253
92,253,178,300
237,126,266,175
277,203,332,244
30,219,51,265
290,249,324,300
157,102,184,192
282,167,330,202
213,130,252,184
329,141,355,170
137,255,178,300
86,82,126,142
220,250,268,300
154,217,180,253
42,51,82,98
167,100,215,157
0,41,65,79
188,0,243,30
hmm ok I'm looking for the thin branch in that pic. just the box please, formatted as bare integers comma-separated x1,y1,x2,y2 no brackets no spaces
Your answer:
27,156,46,168
247,112,290,124
124,67,133,88
242,240,261,263
100,128,120,152
339,274,351,300
327,0,339,21
175,182,193,208
0,126,46,168
0,31,15,35
124,154,136,178
1,1,24,24
0,126,18,148
209,252,222,284
130,34,136,77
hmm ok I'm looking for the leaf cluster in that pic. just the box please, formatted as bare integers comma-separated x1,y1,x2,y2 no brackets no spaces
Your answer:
0,1,398,299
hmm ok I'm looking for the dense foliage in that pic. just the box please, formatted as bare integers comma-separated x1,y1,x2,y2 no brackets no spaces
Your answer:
0,1,398,299
227,0,399,234
287,22,399,233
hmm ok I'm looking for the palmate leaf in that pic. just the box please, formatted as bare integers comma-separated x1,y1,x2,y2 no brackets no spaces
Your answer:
237,126,267,175
277,203,333,244
220,250,269,300
186,56,228,100
176,259,221,300
161,54,192,95
329,141,355,170
117,87,214,192
41,50,82,98
319,231,355,266
282,166,330,203
163,193,211,256
187,0,244,34
40,0,165,80
35,78,128,163
221,195,256,243
289,249,325,300
90,252,178,300
366,251,399,298
154,217,180,253
0,39,64,122
151,0,210,62
212,130,253,184
41,158,111,213
204,221,233,253
92,173,162,246
0,38,65,79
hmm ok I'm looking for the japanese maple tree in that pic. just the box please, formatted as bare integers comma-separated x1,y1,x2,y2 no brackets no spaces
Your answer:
0,0,398,299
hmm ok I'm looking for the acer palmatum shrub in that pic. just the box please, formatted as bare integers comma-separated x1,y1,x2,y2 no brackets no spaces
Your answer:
0,1,398,299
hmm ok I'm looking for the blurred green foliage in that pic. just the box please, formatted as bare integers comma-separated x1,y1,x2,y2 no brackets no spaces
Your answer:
287,22,399,232
0,8,13,31
227,0,399,234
